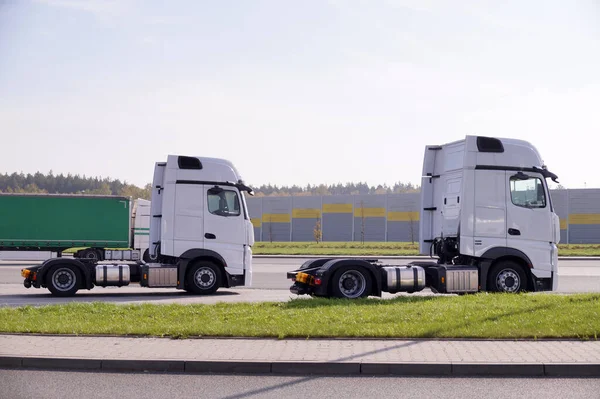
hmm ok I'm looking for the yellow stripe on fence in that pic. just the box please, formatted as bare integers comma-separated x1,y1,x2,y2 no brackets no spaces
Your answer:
387,211,420,222
262,213,291,223
353,207,386,218
322,203,353,213
567,214,600,225
251,213,600,227
292,208,321,218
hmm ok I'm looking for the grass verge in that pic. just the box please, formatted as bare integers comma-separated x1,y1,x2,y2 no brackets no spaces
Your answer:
1,293,598,339
253,242,420,256
252,242,600,256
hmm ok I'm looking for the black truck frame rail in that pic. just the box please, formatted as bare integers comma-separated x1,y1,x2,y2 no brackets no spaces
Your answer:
286,257,458,298
286,257,552,298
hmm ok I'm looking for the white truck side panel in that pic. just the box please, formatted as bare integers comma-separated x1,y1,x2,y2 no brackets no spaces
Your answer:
419,140,466,254
419,146,442,254
161,181,176,257
244,243,253,286
419,174,434,255
172,183,204,257
471,170,507,257
441,172,462,237
459,168,476,254
133,199,150,253
149,163,166,260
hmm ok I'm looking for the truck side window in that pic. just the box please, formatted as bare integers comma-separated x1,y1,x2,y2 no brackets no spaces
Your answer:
207,188,241,217
509,176,546,208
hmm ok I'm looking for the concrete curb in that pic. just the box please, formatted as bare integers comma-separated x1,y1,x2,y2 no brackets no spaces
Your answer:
1,356,598,377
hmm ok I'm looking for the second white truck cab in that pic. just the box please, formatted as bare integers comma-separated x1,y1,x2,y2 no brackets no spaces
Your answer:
420,135,560,293
21,155,254,296
288,135,560,298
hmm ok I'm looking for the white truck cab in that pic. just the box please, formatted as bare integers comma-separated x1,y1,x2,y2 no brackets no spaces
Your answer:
419,135,560,292
287,135,560,299
21,154,254,297
148,155,255,293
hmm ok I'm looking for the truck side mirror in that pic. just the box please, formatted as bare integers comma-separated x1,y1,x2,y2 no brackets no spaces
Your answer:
235,180,255,196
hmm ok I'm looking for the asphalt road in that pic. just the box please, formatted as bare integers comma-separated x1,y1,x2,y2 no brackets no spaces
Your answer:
1,369,599,399
0,257,598,307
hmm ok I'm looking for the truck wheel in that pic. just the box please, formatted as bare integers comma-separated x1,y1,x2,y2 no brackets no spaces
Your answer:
46,264,81,297
331,267,372,299
488,260,527,293
80,248,101,261
185,261,221,295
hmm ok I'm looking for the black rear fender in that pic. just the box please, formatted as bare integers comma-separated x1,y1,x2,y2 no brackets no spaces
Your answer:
176,249,227,289
298,258,335,270
36,258,93,289
479,247,534,291
287,258,335,279
319,259,382,296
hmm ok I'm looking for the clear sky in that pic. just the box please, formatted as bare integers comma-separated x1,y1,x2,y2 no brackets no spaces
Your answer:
1,0,599,189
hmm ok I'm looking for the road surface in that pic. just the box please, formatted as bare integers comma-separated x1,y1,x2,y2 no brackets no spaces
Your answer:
1,369,598,399
0,257,598,306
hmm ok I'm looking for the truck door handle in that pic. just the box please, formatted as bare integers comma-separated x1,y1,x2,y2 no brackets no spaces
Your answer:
205,233,216,239
508,228,520,236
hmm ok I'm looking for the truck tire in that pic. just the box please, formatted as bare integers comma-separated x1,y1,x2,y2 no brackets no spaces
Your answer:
488,260,527,293
330,266,372,299
46,264,81,297
143,249,151,263
79,248,101,261
185,261,221,295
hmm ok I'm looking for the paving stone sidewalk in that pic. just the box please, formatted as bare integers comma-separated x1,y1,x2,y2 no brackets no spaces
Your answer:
1,334,599,376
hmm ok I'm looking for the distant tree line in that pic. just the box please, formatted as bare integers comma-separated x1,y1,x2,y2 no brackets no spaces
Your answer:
0,171,419,199
0,171,152,200
250,182,420,197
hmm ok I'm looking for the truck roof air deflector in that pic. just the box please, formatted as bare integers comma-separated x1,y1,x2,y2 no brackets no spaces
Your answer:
177,156,203,170
476,136,504,153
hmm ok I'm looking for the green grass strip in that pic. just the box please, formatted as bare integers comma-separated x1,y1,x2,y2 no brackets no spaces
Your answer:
1,293,598,340
252,242,600,256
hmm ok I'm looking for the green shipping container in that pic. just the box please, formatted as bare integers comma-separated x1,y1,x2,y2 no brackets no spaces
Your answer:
0,194,131,251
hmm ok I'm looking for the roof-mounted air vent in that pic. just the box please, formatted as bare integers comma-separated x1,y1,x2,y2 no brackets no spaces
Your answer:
476,136,504,153
177,156,203,170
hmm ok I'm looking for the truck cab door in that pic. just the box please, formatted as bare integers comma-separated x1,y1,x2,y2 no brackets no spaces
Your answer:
203,185,246,277
505,172,554,274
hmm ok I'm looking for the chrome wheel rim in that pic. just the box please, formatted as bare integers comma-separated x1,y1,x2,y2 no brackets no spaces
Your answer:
496,269,521,292
194,268,216,289
52,268,76,292
338,270,366,298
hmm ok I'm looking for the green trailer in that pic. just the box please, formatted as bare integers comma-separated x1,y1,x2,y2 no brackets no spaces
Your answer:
0,193,134,260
